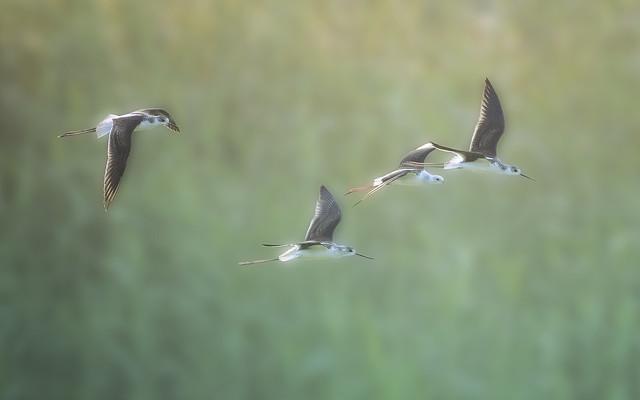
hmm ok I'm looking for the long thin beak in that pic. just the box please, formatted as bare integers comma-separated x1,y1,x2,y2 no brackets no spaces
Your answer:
520,173,535,181
356,252,374,260
167,121,180,133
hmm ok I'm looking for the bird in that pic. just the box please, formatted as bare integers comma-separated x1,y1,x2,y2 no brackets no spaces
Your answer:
58,108,180,209
345,143,444,206
408,79,533,180
239,185,373,266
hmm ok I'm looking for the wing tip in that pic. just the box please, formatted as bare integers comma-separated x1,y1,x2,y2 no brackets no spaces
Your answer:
319,185,335,200
416,142,435,150
483,78,497,96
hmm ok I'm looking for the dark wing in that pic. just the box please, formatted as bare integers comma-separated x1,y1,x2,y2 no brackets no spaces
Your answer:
399,143,437,167
304,185,342,242
377,168,412,184
468,78,505,158
430,142,483,162
134,108,171,117
103,115,143,209
352,169,410,207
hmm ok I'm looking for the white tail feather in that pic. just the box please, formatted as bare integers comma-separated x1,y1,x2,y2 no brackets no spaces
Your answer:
96,114,117,138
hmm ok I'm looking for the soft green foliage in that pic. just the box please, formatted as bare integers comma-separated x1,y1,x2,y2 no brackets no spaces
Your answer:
1,0,640,399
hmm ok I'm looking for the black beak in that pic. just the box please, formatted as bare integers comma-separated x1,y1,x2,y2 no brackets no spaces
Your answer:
167,121,180,133
520,173,535,181
356,252,374,260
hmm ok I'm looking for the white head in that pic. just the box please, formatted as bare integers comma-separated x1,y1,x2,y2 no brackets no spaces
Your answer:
331,244,374,260
497,162,534,180
144,109,180,133
418,170,444,184
504,164,521,176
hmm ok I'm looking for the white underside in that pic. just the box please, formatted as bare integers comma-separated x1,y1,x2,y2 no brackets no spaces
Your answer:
95,112,157,139
446,156,499,172
278,244,350,262
401,170,442,185
96,115,117,138
373,169,441,186
136,119,158,130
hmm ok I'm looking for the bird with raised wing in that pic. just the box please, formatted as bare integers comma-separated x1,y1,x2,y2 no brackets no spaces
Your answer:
345,143,444,206
239,185,373,266
409,79,532,180
59,108,180,209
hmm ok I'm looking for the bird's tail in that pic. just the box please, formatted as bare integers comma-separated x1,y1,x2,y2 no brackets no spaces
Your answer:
238,257,280,266
344,184,374,196
58,127,96,138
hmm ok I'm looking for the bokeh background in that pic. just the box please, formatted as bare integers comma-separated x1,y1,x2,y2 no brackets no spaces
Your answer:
2,0,640,399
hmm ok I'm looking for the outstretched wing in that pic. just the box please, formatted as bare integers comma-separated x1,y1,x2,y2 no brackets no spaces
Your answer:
429,142,482,162
468,78,505,158
103,115,143,209
399,143,438,167
133,108,171,118
352,169,409,207
304,185,342,242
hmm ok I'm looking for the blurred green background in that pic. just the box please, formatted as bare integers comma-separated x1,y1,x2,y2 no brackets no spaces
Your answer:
2,0,640,399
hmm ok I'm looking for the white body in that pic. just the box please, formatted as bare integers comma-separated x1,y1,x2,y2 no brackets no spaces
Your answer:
445,155,521,175
95,112,164,139
372,169,444,187
278,243,355,263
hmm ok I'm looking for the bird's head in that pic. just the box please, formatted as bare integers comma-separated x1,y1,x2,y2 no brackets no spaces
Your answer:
418,170,444,184
506,165,521,175
504,164,534,181
334,245,374,260
147,109,180,133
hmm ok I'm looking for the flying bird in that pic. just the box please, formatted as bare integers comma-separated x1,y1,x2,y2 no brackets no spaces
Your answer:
59,108,180,209
239,185,373,266
345,143,444,206
409,79,532,180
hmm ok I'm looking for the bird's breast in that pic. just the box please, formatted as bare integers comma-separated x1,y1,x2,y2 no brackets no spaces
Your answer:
451,158,493,171
136,119,157,130
299,244,342,258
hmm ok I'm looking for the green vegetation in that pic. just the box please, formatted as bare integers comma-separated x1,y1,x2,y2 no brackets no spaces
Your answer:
1,1,640,399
